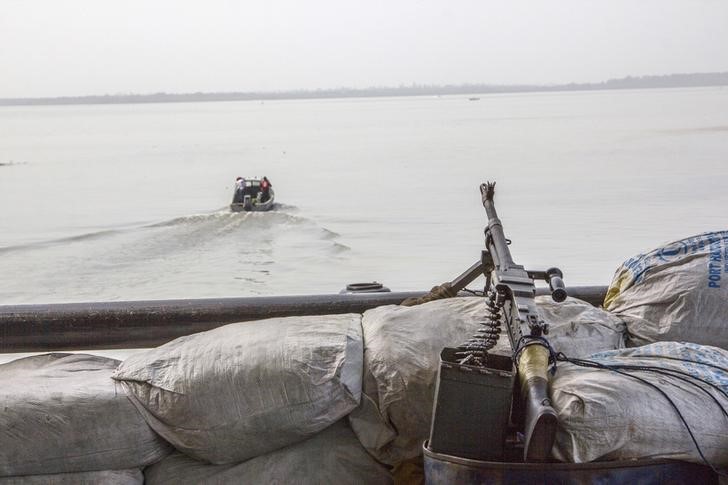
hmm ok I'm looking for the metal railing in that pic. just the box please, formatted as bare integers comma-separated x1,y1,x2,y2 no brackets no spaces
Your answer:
0,286,607,352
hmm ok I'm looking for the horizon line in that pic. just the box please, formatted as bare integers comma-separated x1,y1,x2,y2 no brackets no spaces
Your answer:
2,71,727,106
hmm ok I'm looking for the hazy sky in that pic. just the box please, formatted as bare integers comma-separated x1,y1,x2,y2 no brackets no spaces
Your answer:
2,0,727,98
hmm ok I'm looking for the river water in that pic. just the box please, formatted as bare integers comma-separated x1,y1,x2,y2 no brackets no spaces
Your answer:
1,87,728,304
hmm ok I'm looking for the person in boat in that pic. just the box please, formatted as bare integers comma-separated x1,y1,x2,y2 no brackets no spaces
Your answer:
233,177,246,203
260,176,272,202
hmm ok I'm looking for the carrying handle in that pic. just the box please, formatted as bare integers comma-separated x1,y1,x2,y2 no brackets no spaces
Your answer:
546,267,567,302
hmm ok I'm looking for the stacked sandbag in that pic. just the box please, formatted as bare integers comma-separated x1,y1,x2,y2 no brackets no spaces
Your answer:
0,353,170,478
604,231,728,348
112,314,363,464
551,342,728,467
0,469,143,485
537,296,626,357
348,296,625,466
144,420,392,485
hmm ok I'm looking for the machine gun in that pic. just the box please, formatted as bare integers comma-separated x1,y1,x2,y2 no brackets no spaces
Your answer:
427,182,567,462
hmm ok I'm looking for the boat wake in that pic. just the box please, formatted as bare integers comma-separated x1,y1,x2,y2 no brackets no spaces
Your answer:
2,207,345,253
0,225,143,254
0,207,351,303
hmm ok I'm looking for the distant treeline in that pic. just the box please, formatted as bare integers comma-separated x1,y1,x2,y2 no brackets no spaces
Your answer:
2,72,727,106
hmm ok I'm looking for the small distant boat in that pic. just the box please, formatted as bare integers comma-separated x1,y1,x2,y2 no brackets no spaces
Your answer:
468,97,480,101
230,177,275,212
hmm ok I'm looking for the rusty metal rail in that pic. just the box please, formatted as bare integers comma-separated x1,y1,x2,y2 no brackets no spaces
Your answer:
0,286,607,352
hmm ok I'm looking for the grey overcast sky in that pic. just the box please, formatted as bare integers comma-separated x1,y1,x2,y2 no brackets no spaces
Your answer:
1,0,727,98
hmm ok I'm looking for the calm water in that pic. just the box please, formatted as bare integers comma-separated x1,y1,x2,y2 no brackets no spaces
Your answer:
1,87,728,304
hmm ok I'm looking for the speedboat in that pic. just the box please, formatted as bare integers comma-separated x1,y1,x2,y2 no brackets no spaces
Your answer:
230,177,275,212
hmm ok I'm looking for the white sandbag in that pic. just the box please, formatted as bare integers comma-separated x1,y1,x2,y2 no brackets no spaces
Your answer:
0,469,143,485
348,298,494,466
0,353,170,477
536,296,626,357
551,342,728,467
144,421,392,485
604,231,728,348
348,296,624,466
113,314,363,464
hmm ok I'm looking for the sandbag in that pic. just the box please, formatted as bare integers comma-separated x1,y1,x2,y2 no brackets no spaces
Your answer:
604,231,728,348
551,342,728,467
144,421,392,485
536,296,626,357
348,296,624,466
0,353,170,477
0,469,143,485
113,314,363,464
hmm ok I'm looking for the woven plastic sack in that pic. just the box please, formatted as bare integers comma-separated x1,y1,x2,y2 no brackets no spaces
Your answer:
144,421,392,485
604,231,728,348
0,469,143,485
348,296,624,466
0,353,170,477
113,314,363,464
552,342,728,467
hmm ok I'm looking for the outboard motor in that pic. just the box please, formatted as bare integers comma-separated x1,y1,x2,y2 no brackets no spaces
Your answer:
243,195,252,211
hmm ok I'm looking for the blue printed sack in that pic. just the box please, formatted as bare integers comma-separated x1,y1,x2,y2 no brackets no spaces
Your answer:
604,231,728,348
551,342,728,465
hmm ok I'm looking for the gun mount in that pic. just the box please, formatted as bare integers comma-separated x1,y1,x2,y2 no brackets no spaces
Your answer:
428,182,566,463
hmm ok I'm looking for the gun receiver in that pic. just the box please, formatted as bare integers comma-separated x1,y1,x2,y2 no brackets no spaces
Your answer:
480,181,562,461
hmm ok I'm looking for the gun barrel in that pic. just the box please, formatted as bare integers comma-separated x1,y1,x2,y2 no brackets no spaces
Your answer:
480,182,516,269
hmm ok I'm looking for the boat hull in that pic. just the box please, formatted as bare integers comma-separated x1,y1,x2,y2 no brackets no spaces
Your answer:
230,189,275,212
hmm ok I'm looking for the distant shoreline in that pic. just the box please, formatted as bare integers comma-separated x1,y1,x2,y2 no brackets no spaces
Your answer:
1,72,727,107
